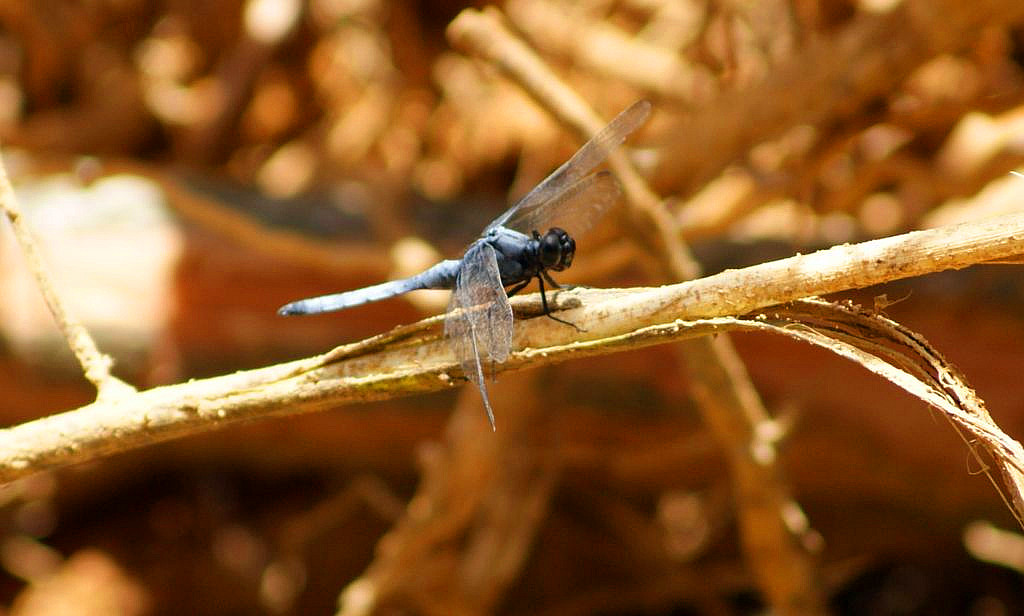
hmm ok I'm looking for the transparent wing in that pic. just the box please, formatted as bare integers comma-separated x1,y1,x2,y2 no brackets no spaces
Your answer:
444,241,514,428
485,99,651,236
498,170,620,240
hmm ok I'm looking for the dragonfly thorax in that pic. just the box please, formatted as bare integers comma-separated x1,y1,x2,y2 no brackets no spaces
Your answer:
536,227,575,271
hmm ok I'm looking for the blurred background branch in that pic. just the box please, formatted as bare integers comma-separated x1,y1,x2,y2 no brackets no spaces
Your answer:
0,142,133,399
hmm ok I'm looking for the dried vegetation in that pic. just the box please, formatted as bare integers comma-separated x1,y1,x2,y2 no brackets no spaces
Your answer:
2,0,1024,614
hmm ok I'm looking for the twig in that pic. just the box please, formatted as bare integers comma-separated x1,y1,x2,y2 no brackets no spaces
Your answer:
755,299,1024,524
338,376,561,616
0,181,1020,483
0,152,135,400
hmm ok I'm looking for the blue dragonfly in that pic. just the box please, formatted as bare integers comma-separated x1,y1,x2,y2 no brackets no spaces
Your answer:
279,100,651,428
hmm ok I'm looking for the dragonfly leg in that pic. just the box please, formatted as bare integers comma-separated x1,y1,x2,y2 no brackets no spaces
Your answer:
541,270,575,290
505,279,532,298
537,274,584,332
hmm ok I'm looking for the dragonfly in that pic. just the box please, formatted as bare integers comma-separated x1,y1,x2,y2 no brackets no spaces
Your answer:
279,100,651,429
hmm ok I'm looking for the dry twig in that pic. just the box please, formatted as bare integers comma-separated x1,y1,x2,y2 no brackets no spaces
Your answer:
0,203,1020,491
0,154,134,400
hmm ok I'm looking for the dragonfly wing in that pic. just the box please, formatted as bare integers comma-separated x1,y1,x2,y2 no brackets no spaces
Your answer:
485,100,651,236
500,170,620,240
444,241,514,428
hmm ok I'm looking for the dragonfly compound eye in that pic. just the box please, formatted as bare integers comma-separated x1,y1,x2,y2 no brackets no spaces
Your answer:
541,228,575,270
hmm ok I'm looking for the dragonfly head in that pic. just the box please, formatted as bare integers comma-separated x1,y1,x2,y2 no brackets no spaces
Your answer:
538,227,575,271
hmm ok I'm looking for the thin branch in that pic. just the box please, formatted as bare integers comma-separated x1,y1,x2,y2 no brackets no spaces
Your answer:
755,299,1024,524
0,152,135,400
0,210,1021,483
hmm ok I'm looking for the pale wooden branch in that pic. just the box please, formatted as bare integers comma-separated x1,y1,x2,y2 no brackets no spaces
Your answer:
0,152,135,400
0,211,1021,483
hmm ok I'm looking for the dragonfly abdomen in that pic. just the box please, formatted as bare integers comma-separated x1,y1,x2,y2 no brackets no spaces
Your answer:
278,259,461,315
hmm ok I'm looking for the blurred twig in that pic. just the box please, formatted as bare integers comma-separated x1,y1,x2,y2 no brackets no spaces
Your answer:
504,0,718,105
448,8,827,613
339,380,561,616
0,151,135,400
448,7,698,281
650,0,1024,193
